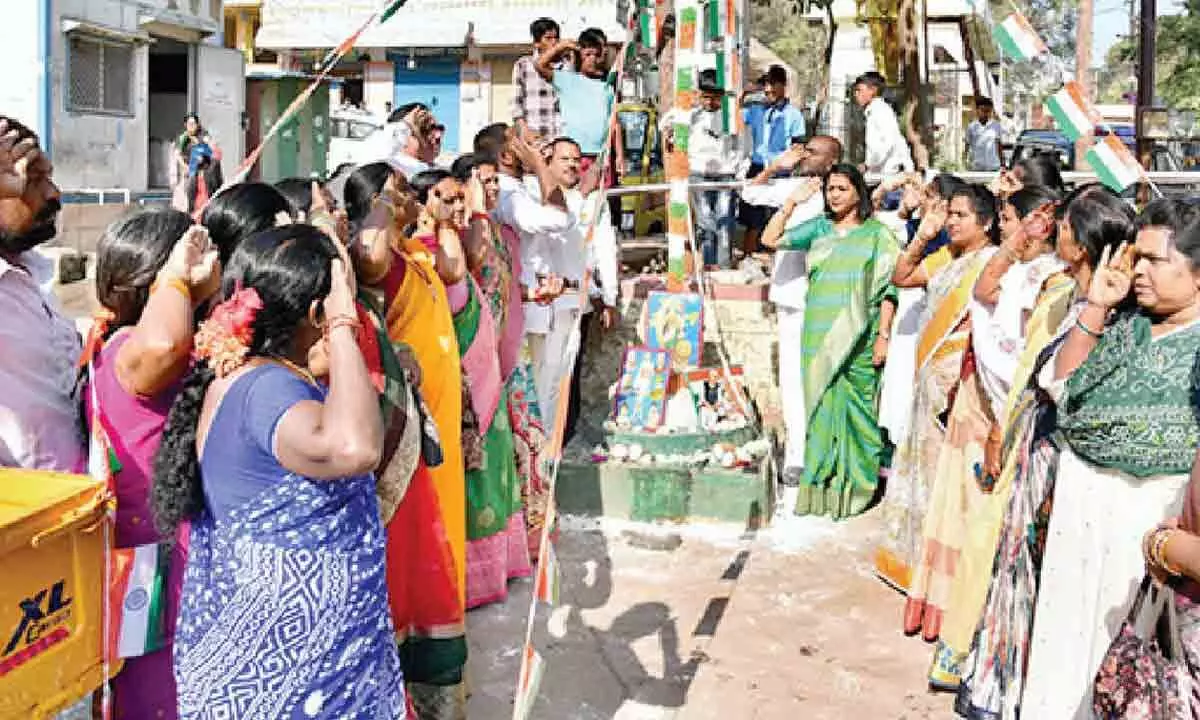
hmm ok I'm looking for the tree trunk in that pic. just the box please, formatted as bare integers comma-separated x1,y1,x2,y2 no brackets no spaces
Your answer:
812,4,837,132
898,0,930,168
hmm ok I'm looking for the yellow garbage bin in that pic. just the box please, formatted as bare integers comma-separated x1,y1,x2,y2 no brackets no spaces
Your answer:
0,469,118,719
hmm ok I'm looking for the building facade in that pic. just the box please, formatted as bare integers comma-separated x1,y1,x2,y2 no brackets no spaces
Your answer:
0,0,245,193
253,0,628,154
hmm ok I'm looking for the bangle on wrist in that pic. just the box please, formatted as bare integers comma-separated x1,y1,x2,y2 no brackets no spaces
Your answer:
151,275,191,302
324,314,361,339
1151,528,1182,576
1075,317,1105,339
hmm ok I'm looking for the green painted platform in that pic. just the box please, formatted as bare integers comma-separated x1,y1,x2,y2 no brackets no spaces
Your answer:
556,454,775,528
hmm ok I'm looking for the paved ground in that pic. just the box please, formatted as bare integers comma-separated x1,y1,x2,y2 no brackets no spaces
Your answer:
466,497,958,720
52,271,958,719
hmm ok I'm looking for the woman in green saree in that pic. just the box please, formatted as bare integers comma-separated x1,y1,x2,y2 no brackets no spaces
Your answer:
765,163,900,519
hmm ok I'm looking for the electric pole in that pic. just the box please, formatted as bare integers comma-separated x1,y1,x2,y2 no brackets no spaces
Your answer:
1136,0,1157,168
1074,0,1094,169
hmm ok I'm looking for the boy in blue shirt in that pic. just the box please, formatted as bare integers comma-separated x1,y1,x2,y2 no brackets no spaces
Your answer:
536,28,615,163
739,65,805,253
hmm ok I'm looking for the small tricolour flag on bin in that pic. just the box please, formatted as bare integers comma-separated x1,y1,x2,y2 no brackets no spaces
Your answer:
1086,135,1144,192
1044,81,1100,142
993,13,1047,62
109,543,169,658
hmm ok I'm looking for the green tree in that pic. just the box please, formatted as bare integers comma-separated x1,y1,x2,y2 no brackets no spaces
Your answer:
1096,6,1200,110
749,1,828,103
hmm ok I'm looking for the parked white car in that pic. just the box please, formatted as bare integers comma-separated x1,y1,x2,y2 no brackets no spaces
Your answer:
327,109,386,172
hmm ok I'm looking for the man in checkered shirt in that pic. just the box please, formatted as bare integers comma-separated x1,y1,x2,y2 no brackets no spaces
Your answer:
512,17,564,143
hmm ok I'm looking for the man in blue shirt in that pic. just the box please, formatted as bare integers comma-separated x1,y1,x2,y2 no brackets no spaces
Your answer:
739,65,805,253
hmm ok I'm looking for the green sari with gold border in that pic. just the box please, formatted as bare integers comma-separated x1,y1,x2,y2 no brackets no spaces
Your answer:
779,216,900,518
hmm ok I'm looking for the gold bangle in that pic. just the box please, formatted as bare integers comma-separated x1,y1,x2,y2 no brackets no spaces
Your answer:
1160,529,1184,576
151,275,190,301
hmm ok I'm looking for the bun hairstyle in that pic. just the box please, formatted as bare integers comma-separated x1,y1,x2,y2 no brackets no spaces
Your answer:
152,223,340,538
201,182,294,265
1057,184,1135,267
96,208,192,331
343,162,393,227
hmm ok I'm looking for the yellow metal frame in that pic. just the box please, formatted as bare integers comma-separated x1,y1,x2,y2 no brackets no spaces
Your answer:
616,102,667,237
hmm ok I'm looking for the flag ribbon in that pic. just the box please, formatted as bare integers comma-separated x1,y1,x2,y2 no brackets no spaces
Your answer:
221,0,412,191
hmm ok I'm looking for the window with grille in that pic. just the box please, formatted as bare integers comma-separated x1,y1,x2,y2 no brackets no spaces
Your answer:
67,35,134,115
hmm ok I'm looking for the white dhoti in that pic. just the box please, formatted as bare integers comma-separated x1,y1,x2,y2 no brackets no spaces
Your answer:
528,304,582,433
777,303,807,471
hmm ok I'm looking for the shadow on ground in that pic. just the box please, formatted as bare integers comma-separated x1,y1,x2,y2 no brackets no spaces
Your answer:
465,526,752,720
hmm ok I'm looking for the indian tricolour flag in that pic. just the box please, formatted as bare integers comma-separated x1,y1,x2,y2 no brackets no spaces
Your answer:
89,363,167,659
993,13,1047,62
1044,81,1099,142
1086,135,1144,192
109,544,168,658
511,644,546,720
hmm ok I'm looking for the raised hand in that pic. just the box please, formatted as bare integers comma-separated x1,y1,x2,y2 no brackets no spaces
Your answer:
324,258,357,322
0,120,42,200
787,177,822,206
915,201,948,242
1087,241,1134,310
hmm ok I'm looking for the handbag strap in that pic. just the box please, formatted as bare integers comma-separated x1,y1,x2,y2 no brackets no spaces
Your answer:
1127,574,1155,625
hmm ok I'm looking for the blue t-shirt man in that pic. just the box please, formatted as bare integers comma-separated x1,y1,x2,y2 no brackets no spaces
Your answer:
745,99,806,169
553,69,614,155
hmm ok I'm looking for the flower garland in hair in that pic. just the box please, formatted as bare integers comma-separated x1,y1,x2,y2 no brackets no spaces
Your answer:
193,284,264,377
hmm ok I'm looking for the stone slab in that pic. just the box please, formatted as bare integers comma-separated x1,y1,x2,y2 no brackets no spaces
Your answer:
556,460,773,527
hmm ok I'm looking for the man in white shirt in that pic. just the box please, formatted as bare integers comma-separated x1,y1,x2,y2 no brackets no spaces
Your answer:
660,69,746,268
744,134,842,481
965,97,1004,172
0,116,85,473
474,123,580,428
853,72,913,176
523,138,620,433
373,103,438,178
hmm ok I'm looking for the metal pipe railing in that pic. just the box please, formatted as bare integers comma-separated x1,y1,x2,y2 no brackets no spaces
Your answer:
604,170,1200,196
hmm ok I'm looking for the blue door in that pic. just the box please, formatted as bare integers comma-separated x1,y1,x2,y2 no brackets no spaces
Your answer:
392,57,461,153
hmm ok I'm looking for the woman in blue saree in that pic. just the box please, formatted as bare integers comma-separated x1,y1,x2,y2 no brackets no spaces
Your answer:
152,224,406,718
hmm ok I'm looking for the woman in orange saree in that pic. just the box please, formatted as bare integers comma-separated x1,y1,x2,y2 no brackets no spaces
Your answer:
346,162,468,719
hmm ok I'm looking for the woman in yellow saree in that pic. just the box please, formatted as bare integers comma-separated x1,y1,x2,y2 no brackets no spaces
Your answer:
922,186,1066,688
875,184,998,599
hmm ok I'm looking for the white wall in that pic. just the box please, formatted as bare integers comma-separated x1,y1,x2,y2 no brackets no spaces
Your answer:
0,3,44,138
48,0,224,192
50,0,149,190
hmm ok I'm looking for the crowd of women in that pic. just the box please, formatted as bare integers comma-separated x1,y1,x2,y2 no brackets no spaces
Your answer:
0,107,587,718
769,150,1200,717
